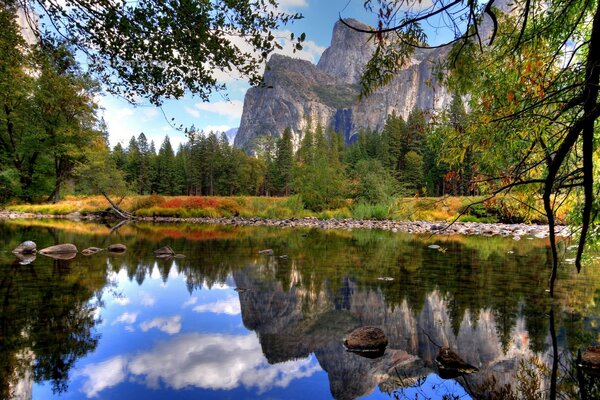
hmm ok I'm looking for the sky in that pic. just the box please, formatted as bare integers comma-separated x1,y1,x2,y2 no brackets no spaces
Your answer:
99,0,380,150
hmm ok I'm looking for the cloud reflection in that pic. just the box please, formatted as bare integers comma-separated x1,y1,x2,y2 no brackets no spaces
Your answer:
139,315,182,335
79,333,320,397
80,356,127,397
193,297,241,315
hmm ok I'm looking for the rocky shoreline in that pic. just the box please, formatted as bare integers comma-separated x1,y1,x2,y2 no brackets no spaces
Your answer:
0,210,570,238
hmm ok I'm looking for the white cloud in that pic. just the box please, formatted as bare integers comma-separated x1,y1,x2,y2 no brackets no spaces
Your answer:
139,292,156,307
273,30,326,64
80,356,128,398
128,333,320,391
193,297,241,316
113,297,130,306
184,106,200,118
112,312,138,326
79,333,320,397
182,297,198,308
140,315,182,335
193,100,244,120
279,0,308,7
143,108,160,120
201,125,232,134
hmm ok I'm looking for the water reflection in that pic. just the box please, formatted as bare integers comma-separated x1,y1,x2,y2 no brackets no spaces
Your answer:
0,220,599,399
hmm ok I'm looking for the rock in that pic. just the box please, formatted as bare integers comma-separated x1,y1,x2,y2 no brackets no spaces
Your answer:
234,287,248,293
82,247,103,256
12,240,36,254
235,20,450,149
344,326,388,354
108,244,127,253
428,245,441,250
377,277,394,281
41,252,77,261
278,255,288,259
580,346,600,376
15,253,36,265
174,254,186,259
258,249,274,255
512,236,521,241
436,347,478,378
39,243,77,254
154,246,175,256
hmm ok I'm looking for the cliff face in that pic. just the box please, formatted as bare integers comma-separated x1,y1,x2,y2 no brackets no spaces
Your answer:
234,19,451,150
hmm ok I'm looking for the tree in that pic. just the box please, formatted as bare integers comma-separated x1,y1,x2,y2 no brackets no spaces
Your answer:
155,136,176,195
274,128,294,195
349,0,600,296
10,0,304,104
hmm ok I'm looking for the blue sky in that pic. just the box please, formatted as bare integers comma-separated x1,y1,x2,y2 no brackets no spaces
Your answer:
99,0,379,150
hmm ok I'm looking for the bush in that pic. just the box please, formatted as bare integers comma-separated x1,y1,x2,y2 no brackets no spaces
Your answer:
352,202,390,220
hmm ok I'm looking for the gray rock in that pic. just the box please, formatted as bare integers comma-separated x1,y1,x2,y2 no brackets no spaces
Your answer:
234,19,450,149
15,253,36,265
82,247,103,256
258,249,274,255
108,244,127,253
344,326,388,352
39,243,77,254
154,246,175,256
13,240,36,254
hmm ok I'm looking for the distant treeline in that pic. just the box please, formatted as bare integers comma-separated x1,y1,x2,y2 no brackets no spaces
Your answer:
110,98,477,211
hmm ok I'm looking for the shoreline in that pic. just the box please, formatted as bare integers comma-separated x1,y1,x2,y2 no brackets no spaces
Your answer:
0,211,570,238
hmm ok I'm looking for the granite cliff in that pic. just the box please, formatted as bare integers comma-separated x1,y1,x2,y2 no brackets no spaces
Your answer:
234,18,451,150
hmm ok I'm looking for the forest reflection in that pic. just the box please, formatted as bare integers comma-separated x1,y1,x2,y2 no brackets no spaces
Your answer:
1,219,599,399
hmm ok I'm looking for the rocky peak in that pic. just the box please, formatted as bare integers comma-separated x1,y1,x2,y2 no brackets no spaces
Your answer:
316,18,376,85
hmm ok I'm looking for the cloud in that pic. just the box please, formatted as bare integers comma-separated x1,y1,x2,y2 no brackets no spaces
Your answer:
79,333,320,397
193,297,241,316
113,297,131,306
112,312,138,326
139,292,156,307
182,297,198,308
273,30,326,64
279,0,308,7
80,356,128,397
200,125,232,134
193,100,244,120
140,315,182,335
184,106,200,118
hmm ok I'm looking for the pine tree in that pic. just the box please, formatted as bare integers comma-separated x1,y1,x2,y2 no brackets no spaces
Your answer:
274,128,294,195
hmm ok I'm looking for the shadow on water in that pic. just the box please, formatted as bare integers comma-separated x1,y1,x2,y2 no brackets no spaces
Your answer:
0,219,599,399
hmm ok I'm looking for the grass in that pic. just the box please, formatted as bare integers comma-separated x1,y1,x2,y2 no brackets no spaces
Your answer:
4,194,571,224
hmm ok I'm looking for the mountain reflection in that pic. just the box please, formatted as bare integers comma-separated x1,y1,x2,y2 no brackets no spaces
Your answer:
0,220,599,399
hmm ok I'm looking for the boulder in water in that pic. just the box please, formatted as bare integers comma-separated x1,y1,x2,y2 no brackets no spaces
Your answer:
580,346,600,376
82,247,103,256
154,246,175,256
436,347,478,378
13,241,36,254
344,326,388,355
108,244,127,253
39,244,77,255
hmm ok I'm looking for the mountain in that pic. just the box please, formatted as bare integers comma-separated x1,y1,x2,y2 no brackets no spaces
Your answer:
224,127,238,145
234,18,451,150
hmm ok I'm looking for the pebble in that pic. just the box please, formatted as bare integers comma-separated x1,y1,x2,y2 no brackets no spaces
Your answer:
0,211,570,238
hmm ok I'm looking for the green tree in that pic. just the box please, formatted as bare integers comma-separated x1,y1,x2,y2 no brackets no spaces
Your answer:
274,128,294,195
12,0,303,104
155,136,176,195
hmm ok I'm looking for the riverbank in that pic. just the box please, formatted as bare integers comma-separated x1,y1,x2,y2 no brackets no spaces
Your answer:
0,210,570,238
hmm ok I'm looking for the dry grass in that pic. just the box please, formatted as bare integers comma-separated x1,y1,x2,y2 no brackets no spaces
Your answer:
5,194,571,223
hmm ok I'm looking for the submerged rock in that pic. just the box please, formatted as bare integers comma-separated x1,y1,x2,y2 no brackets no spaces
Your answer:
174,254,186,259
39,244,77,254
258,249,274,255
154,246,175,256
344,326,388,355
580,346,600,376
13,240,37,254
435,347,478,378
108,244,127,253
41,252,77,261
82,247,103,256
15,253,36,265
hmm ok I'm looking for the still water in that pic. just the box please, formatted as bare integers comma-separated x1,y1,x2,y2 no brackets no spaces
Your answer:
1,219,599,399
